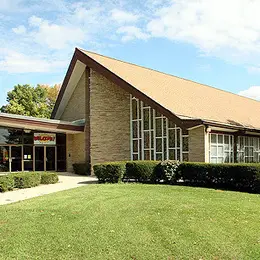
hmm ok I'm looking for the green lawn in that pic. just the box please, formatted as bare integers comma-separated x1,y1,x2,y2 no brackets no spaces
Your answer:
0,184,260,260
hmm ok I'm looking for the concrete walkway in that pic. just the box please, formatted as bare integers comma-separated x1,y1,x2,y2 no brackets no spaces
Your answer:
0,172,98,205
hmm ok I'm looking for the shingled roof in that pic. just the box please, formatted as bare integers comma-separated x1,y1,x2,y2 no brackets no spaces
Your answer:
52,48,260,131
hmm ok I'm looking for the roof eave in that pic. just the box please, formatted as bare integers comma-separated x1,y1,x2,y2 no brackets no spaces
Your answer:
188,119,260,134
0,115,84,133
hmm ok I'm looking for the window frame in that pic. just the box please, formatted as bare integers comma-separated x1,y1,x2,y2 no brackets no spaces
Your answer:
130,95,186,161
209,133,234,163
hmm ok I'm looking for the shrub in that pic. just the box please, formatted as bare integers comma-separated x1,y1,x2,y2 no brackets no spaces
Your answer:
0,175,14,192
13,172,41,189
179,162,211,186
0,165,8,172
125,161,160,183
93,162,126,183
254,171,260,193
41,172,59,184
179,162,260,193
73,163,90,176
156,160,181,184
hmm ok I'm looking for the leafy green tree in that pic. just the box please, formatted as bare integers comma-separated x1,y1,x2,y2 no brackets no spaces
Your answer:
1,84,60,118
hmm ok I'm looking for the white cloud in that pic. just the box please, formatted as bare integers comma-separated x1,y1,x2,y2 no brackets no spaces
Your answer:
28,16,85,50
7,0,260,74
73,6,103,25
238,86,260,100
117,26,150,42
0,51,66,73
12,25,26,34
111,9,139,24
28,15,43,27
146,0,260,59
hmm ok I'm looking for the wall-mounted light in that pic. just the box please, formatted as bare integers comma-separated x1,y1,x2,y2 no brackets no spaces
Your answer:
206,127,212,133
24,129,31,134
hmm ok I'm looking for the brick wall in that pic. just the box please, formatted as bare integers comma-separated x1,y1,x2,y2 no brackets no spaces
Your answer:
66,133,86,172
188,125,206,162
62,71,87,172
66,134,74,172
60,71,86,121
89,69,131,166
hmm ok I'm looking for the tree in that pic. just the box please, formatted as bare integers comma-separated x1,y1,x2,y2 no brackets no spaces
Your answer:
0,84,60,118
39,84,60,110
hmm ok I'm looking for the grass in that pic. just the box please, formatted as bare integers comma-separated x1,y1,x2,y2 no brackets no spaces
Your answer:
0,184,260,260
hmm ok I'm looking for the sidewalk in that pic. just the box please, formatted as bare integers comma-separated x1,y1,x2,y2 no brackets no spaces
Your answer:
0,172,98,205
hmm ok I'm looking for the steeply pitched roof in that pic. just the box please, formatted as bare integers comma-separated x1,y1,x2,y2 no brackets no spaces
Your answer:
52,48,260,131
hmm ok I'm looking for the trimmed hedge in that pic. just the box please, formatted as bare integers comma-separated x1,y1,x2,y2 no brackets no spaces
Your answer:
41,172,59,184
0,175,14,192
125,161,160,183
93,162,126,183
0,172,60,192
93,160,260,193
13,172,41,189
179,162,260,192
73,163,90,176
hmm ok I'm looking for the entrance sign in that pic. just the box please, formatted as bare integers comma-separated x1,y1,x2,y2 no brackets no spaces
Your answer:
34,133,56,145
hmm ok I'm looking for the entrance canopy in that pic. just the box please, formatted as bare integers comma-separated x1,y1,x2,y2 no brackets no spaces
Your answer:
0,113,84,134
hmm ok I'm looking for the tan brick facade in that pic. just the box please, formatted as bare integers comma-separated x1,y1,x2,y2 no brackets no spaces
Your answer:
89,69,131,166
63,68,209,172
188,125,207,162
66,133,86,172
66,134,73,172
61,71,87,172
60,71,86,121
63,68,131,172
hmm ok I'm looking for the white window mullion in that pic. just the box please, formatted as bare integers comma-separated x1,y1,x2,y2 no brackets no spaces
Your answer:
130,95,133,160
137,99,140,160
148,107,152,160
141,101,144,160
175,127,177,160
180,128,183,162
153,109,156,160
166,118,169,160
130,96,185,162
161,117,164,160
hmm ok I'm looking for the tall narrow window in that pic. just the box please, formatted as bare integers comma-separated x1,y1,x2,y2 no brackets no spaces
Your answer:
182,135,189,161
130,96,185,161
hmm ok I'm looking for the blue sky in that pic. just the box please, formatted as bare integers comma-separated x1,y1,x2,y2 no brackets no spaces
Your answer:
1,0,260,106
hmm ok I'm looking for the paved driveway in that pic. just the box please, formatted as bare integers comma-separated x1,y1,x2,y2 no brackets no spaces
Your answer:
0,172,98,205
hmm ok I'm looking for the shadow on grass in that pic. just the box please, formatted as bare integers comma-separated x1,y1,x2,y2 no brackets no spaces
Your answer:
95,178,260,195
77,180,99,185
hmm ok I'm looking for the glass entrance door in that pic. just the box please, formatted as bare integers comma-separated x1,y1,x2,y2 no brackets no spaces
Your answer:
35,146,44,171
35,146,57,172
46,147,56,171
10,146,22,172
23,146,33,171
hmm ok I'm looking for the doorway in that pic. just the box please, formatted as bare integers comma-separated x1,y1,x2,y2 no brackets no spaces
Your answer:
10,146,22,172
23,146,33,171
35,146,57,171
46,147,56,171
35,146,45,171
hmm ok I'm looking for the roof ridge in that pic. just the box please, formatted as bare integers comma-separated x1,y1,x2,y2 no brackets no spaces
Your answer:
77,47,260,105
